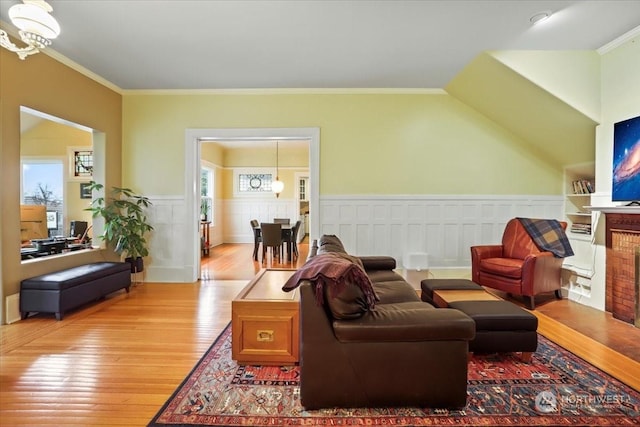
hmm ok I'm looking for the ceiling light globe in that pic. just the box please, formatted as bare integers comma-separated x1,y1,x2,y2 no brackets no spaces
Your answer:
272,179,284,195
9,2,60,39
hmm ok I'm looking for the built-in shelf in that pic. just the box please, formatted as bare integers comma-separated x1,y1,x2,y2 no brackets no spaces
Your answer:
564,163,595,239
567,233,592,241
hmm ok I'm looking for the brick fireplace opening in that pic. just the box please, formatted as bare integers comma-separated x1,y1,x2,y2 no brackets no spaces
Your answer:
605,213,640,327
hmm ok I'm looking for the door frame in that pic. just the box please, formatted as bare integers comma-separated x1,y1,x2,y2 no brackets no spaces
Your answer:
184,127,320,282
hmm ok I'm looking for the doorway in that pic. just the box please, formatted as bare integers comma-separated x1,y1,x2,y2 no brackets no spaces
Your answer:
184,127,320,283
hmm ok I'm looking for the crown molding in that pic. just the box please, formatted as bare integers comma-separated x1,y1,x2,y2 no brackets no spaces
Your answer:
1,19,123,94
121,88,447,96
598,24,640,55
42,48,123,94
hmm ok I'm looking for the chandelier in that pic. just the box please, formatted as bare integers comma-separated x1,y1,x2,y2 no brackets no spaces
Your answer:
0,0,60,60
273,141,284,198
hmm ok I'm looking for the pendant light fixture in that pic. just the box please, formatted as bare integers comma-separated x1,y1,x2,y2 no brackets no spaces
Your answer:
272,140,284,197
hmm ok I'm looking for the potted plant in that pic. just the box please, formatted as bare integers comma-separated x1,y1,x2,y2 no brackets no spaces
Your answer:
200,198,209,222
85,181,154,273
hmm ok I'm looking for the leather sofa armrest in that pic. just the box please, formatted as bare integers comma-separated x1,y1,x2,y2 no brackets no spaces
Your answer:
333,308,475,343
358,256,396,271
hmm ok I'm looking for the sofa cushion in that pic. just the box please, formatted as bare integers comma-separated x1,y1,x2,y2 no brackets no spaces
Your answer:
479,258,524,279
373,280,421,304
332,306,475,342
366,269,405,284
324,281,370,320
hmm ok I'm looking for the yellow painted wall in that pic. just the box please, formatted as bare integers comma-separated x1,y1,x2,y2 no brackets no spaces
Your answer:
123,92,562,197
200,142,224,165
490,51,601,122
223,145,309,168
21,120,94,231
0,47,122,317
597,34,640,195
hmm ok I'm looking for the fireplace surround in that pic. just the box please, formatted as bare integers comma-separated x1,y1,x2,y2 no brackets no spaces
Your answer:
605,212,640,327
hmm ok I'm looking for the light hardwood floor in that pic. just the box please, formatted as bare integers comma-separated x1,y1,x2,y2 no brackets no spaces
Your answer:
1,242,639,426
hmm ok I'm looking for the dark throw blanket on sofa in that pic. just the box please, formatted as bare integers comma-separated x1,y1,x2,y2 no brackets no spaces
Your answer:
517,218,574,258
282,252,378,309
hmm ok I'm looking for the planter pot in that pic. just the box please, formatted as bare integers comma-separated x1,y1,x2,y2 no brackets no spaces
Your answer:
125,256,144,273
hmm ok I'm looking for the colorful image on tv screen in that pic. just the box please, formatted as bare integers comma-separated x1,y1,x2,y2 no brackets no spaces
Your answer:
612,115,640,202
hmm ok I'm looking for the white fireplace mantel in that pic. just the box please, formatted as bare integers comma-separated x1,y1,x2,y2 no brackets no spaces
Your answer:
585,206,640,214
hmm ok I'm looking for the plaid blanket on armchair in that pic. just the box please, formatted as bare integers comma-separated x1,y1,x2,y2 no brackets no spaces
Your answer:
517,218,574,258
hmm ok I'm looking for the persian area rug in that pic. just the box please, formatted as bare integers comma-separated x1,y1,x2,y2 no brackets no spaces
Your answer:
148,324,640,427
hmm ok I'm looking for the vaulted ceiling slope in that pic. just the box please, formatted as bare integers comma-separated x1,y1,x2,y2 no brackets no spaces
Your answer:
446,51,600,168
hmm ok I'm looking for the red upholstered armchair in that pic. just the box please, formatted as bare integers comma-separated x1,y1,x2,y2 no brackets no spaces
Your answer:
470,218,567,310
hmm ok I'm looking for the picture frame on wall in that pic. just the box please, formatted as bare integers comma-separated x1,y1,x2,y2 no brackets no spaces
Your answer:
80,182,92,199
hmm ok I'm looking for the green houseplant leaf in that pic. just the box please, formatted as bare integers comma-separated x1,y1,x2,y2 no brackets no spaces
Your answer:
85,181,154,261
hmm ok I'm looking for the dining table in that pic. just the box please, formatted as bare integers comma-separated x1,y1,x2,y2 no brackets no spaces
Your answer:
253,223,295,261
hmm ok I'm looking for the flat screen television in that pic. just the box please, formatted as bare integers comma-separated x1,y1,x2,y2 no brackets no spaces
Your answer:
612,114,640,205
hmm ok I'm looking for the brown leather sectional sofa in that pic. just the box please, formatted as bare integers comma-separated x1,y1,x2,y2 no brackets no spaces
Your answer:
291,235,475,410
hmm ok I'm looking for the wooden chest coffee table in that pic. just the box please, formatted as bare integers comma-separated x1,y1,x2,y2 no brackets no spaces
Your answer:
231,268,299,365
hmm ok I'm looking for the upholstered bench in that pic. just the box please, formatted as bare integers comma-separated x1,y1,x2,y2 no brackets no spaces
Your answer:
448,300,538,362
20,262,131,320
420,278,483,305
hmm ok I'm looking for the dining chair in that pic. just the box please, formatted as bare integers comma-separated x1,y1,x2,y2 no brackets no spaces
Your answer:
260,222,283,264
250,219,261,260
291,220,302,258
273,218,290,224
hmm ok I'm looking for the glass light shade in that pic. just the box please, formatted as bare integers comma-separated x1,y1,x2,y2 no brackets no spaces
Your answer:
272,179,284,195
9,2,60,39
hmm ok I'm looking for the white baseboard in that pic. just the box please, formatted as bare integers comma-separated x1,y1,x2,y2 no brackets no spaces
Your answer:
145,266,198,283
5,293,21,324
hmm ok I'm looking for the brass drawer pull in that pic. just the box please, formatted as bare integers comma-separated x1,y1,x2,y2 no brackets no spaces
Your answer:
257,330,274,342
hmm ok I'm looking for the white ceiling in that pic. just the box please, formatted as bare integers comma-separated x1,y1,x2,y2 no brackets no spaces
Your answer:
2,0,640,91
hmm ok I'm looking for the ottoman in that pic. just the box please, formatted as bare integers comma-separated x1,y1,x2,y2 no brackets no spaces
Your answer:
420,278,483,305
448,300,538,362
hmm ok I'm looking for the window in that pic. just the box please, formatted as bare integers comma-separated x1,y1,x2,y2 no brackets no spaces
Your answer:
21,159,64,236
238,173,273,193
201,166,214,222
72,149,93,178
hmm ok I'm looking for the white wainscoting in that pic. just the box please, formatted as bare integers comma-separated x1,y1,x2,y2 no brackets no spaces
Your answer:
144,194,564,282
223,197,299,243
317,195,564,268
144,196,193,283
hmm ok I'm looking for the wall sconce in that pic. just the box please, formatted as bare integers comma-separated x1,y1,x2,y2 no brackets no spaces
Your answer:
0,0,60,60
273,141,284,198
